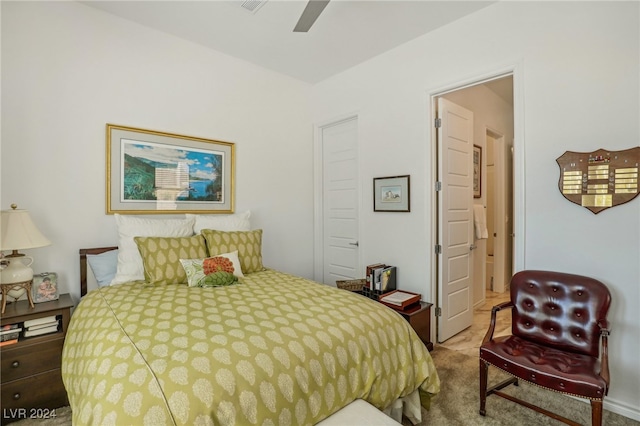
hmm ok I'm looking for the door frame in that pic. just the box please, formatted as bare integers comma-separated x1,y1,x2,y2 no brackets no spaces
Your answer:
428,63,525,341
313,112,362,283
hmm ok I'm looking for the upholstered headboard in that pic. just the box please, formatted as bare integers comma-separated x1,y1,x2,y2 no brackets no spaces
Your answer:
79,246,117,296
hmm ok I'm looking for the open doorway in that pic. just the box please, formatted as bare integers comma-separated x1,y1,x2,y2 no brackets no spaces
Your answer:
484,127,513,295
434,74,516,344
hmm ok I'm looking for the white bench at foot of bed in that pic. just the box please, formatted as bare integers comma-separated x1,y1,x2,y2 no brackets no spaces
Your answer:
317,389,424,426
317,400,402,426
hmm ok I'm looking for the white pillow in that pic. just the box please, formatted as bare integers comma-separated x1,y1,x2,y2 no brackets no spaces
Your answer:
187,210,251,234
111,214,195,285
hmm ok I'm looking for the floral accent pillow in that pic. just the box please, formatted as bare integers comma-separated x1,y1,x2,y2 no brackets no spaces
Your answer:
180,251,243,287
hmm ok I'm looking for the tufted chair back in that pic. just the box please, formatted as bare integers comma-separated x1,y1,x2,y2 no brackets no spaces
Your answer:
510,270,611,358
479,269,613,426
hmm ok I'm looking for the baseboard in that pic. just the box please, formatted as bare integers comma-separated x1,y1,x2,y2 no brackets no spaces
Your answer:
604,397,640,422
565,390,639,422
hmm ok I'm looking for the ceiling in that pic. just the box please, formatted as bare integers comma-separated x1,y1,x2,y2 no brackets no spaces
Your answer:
482,77,513,106
81,0,496,84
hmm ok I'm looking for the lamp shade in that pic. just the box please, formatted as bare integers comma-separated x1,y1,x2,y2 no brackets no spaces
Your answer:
0,206,51,251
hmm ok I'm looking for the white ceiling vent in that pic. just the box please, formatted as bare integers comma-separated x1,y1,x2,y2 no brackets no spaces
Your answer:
240,0,268,14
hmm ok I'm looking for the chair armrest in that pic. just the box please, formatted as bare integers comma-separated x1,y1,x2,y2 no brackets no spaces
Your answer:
597,319,610,334
598,319,611,391
482,301,513,344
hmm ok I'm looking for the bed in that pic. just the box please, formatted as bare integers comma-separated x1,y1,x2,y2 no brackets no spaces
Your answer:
62,215,440,425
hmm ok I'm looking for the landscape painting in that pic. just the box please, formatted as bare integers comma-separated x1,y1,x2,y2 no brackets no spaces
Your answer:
373,175,410,212
121,139,224,203
106,124,235,214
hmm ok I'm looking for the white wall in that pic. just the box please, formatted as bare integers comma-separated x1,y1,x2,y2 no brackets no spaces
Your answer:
1,1,314,301
311,1,639,419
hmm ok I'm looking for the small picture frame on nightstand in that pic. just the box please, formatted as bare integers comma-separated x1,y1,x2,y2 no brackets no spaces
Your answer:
32,272,59,303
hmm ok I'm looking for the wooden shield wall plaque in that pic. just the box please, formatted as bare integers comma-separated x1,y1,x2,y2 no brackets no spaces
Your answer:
557,147,640,214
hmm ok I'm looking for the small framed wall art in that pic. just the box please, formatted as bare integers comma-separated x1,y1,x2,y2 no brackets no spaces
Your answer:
473,145,482,198
32,272,59,303
373,175,410,212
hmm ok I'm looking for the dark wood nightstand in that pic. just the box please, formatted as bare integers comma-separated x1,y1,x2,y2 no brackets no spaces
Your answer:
1,294,73,424
395,302,433,351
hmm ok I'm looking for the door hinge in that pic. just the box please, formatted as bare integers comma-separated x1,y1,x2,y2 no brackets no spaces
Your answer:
434,118,442,128
435,307,442,317
435,244,442,255
435,181,442,191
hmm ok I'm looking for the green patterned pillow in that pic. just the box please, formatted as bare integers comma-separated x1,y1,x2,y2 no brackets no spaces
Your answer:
201,229,264,274
134,234,208,285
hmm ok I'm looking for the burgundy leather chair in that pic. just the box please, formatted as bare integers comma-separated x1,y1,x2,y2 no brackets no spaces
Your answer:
479,270,611,426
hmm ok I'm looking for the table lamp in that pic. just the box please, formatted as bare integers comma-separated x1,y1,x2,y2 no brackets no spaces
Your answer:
0,204,51,312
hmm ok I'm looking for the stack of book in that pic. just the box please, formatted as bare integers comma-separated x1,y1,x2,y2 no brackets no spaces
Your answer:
365,263,397,292
379,290,421,311
0,323,22,346
23,315,59,338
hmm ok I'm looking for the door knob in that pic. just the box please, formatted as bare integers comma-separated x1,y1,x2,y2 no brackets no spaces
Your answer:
470,244,477,251
349,241,359,247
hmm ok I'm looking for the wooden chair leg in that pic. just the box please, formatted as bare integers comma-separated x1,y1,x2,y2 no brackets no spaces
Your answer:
479,359,488,416
591,400,603,426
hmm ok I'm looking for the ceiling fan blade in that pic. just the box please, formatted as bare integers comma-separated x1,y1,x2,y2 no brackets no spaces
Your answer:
293,0,330,32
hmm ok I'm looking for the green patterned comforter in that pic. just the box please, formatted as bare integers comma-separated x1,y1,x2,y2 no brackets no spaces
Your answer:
62,270,440,425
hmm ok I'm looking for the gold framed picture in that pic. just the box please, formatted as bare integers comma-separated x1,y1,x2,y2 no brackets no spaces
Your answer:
106,124,235,214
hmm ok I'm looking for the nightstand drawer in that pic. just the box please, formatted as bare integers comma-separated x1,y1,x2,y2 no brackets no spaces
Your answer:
1,338,64,383
1,368,67,413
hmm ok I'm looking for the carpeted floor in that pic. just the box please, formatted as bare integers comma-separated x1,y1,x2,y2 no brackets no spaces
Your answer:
12,345,639,426
405,345,639,426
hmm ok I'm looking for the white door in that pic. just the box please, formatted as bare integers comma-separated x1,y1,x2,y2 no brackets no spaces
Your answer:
437,98,475,342
321,118,359,285
490,132,514,293
498,136,514,291
486,133,496,293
